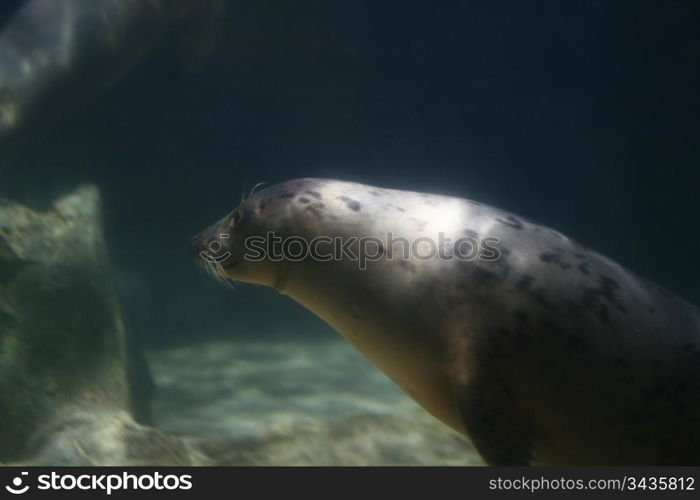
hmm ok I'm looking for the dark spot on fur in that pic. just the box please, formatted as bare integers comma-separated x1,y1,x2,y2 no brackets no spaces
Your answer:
278,192,295,199
305,205,323,218
495,216,524,230
304,190,322,199
299,197,311,204
515,274,534,291
577,263,591,275
471,267,502,285
369,190,382,197
581,275,626,323
339,196,361,212
600,275,619,288
586,300,610,323
384,203,406,212
598,276,627,312
533,288,555,310
539,252,572,270
495,260,513,277
411,218,428,231
397,259,415,271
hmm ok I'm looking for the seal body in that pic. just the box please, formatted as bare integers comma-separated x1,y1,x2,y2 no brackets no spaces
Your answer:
0,0,224,139
192,178,700,465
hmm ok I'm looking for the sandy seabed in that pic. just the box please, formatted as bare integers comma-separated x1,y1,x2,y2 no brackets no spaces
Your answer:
148,337,484,466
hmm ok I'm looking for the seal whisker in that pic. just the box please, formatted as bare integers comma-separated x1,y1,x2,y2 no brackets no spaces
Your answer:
241,175,259,204
250,181,269,198
219,265,237,290
195,260,209,277
200,260,221,286
209,261,236,290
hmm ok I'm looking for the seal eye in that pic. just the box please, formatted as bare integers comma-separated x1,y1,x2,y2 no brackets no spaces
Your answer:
230,210,241,228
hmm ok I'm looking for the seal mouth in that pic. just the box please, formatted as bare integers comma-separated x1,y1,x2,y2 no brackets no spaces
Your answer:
220,259,237,270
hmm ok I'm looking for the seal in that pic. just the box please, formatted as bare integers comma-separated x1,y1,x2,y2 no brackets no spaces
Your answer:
192,178,700,465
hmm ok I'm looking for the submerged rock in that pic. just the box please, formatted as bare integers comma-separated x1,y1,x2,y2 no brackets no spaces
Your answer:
0,185,203,465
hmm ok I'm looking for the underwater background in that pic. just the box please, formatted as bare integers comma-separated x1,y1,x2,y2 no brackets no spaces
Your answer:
0,0,698,465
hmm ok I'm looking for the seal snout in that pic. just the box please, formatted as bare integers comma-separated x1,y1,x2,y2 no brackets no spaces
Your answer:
190,228,212,259
191,224,228,260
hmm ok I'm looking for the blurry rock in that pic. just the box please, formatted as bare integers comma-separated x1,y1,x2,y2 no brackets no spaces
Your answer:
0,185,202,465
16,405,209,466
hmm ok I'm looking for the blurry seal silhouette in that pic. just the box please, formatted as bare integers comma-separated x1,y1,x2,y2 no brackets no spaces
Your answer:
0,0,224,140
192,178,700,465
